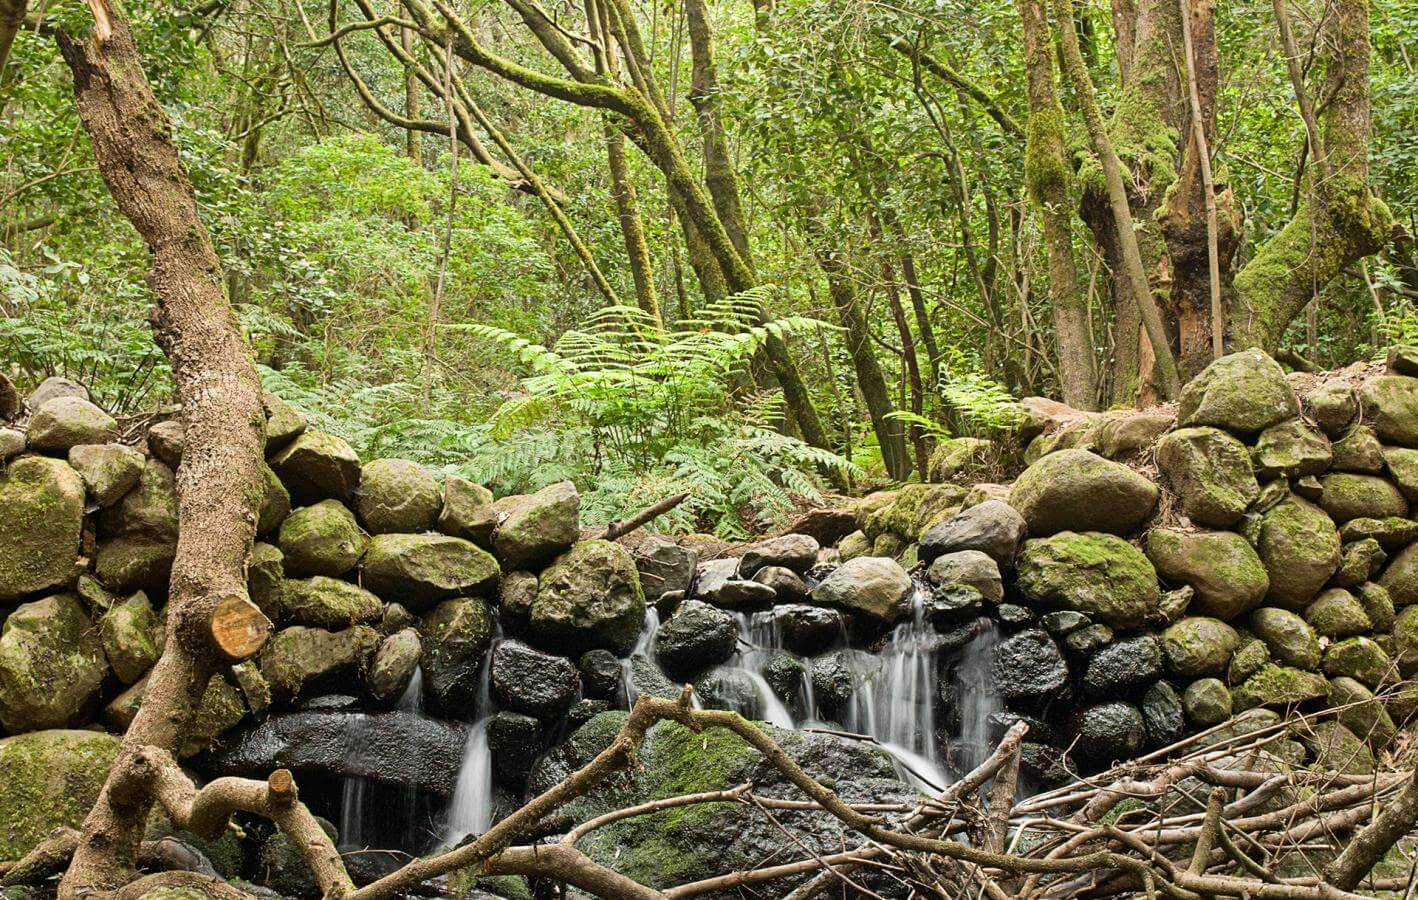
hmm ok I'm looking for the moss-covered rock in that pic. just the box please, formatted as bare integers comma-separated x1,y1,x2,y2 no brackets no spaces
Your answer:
258,464,291,536
1155,427,1259,527
262,391,308,449
1355,581,1395,631
1256,496,1340,609
1227,638,1270,686
928,437,997,482
145,419,183,469
837,530,870,561
530,540,645,654
1008,449,1157,536
258,625,378,703
1178,350,1299,435
27,397,118,452
1321,637,1391,688
1377,542,1418,606
492,481,580,570
437,475,496,546
0,594,108,731
368,627,420,704
282,576,383,629
1160,617,1240,677
1297,721,1374,776
93,536,175,594
418,597,495,713
1016,532,1159,628
0,729,119,860
1146,528,1267,621
1360,374,1418,447
98,590,161,684
1304,381,1358,435
361,533,499,611
0,456,84,601
1303,588,1371,639
1252,420,1332,479
1395,605,1418,677
278,499,366,578
1332,538,1386,587
1326,676,1398,750
99,459,178,541
1329,425,1385,473
354,458,441,535
1249,607,1321,669
1317,473,1408,523
269,430,361,504
1339,516,1418,549
1232,664,1327,710
1182,678,1232,727
66,443,144,508
0,428,23,461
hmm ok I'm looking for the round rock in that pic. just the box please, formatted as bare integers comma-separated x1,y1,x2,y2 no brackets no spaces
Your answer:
492,640,580,717
1008,449,1158,536
654,600,738,680
355,458,441,534
810,556,914,623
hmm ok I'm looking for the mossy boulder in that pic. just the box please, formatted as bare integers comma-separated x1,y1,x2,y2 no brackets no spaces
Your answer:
1016,532,1159,628
1377,542,1418,606
1155,427,1259,527
1322,637,1391,688
25,376,87,410
98,591,161,684
1333,538,1386,587
1232,664,1328,710
1256,496,1340,609
368,628,421,704
1395,605,1418,677
0,594,108,731
1303,588,1371,639
99,459,179,543
1227,638,1270,686
0,428,23,461
1182,678,1233,727
66,443,144,508
93,536,175,594
1178,350,1299,435
811,556,914,623
258,464,291,536
1160,617,1240,677
1146,528,1267,621
0,729,119,860
492,481,580,570
258,625,378,703
1317,473,1408,523
927,436,996,482
278,499,366,578
361,533,499,611
418,597,496,713
1252,420,1332,479
0,456,85,601
1356,581,1395,631
1249,607,1321,669
1305,380,1358,435
1360,375,1418,447
262,391,308,448
1007,449,1157,536
248,542,285,622
354,458,441,535
1298,721,1374,776
269,430,361,504
26,397,119,452
1339,516,1418,549
1326,676,1398,750
282,577,383,629
530,539,645,655
837,530,870,560
437,475,496,546
1330,426,1385,473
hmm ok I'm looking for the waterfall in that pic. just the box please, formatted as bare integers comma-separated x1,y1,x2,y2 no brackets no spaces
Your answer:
948,619,1002,775
338,775,369,851
443,627,503,843
338,668,427,852
619,607,661,706
715,612,796,729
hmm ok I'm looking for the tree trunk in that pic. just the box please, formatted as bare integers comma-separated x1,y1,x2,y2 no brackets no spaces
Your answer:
401,21,422,162
56,3,271,893
684,0,751,263
0,0,25,79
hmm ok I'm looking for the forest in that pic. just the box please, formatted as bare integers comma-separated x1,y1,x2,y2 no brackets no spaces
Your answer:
2,0,1418,897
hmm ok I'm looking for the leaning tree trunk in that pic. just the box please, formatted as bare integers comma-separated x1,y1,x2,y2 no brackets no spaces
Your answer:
57,2,271,895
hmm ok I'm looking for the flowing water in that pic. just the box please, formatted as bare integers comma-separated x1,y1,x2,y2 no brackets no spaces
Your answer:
338,669,427,852
443,628,503,842
948,620,1003,775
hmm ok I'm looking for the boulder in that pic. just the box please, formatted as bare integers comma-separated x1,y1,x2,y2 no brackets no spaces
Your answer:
145,419,184,468
918,499,1026,566
1083,635,1163,697
355,458,441,534
763,653,810,703
25,376,88,410
1146,528,1268,621
1160,617,1240,677
368,628,421,704
498,569,538,634
753,566,809,602
361,533,499,611
694,557,776,610
67,443,143,507
278,499,366,578
1016,532,1160,628
928,436,997,481
259,625,378,703
0,729,119,860
530,540,646,655
1318,473,1408,523
0,594,107,731
282,577,384,629
632,536,699,604
1232,664,1327,710
1326,676,1398,750
269,431,361,504
1064,623,1113,653
654,600,738,679
810,557,914,623
1093,411,1175,458
26,396,119,451
1227,638,1270,686
1008,449,1157,536
418,597,496,713
1360,375,1418,447
837,530,870,561
1379,542,1418,607
93,536,175,594
1256,496,1341,609
488,711,542,786
578,649,623,702
770,605,847,655
492,481,580,569
991,629,1069,702
1177,349,1299,435
809,649,879,717
1299,721,1374,776
0,427,23,460
1142,681,1185,746
492,640,580,717
1333,538,1386,587
97,591,161,684
739,534,819,578
1252,420,1332,479
0,456,85,601
248,542,285,621
1249,607,1321,669
1330,426,1385,473
1305,381,1359,435
258,464,292,536
1321,637,1391,689
1069,702,1146,763
1154,427,1259,527
1340,516,1418,549
1182,678,1232,727
1395,605,1418,677
925,550,1003,602
262,391,308,448
436,475,497,546
1356,581,1396,631
1304,588,1371,639
99,458,178,541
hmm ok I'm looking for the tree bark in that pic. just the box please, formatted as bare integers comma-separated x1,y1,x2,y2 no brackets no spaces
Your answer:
56,2,271,894
684,0,751,263
0,0,28,80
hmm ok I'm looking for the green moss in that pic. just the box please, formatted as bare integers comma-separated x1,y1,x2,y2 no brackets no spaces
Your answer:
0,730,120,860
0,457,85,602
1233,664,1328,711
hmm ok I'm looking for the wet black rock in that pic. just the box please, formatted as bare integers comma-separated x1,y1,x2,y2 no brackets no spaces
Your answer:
1063,623,1113,654
654,600,739,679
623,656,680,703
997,604,1036,627
578,649,623,702
1019,742,1072,787
567,698,612,731
810,648,880,718
487,711,541,787
926,584,985,627
1070,701,1146,763
988,711,1055,745
1041,611,1089,635
1142,681,1185,747
991,629,1069,702
771,604,846,654
1083,635,1163,697
764,653,809,703
491,640,580,718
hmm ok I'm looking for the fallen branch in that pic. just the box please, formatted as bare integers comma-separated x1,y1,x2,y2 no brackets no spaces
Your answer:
598,491,690,541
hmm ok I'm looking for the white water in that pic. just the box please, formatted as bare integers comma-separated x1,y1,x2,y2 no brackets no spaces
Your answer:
949,621,1003,775
443,629,502,842
338,669,426,851
619,607,662,707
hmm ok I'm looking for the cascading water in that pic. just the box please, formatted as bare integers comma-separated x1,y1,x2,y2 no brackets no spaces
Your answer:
338,669,426,852
619,607,661,707
706,613,795,729
948,620,1003,775
443,627,503,842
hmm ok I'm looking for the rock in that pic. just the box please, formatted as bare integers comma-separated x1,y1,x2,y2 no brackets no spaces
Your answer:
248,542,285,621
1333,538,1386,587
209,708,466,795
283,576,383,629
0,427,23,460
1303,588,1371,639
436,475,496,546
623,655,681,703
1378,542,1418,607
694,557,776,611
1016,532,1160,628
0,729,118,860
633,536,698,604
1256,496,1341,609
927,585,986,628
740,534,819,578
871,532,906,558
1233,664,1327,710
98,591,160,684
1293,474,1322,501
1008,449,1157,536
1340,516,1418,548
810,649,879,717
492,640,580,717
355,458,441,534
278,499,366,578
578,649,623,702
492,481,580,569
269,431,361,504
1146,528,1268,621
992,629,1069,702
93,536,174,594
1142,681,1185,746
0,594,107,731
27,397,119,452
530,540,646,655
98,458,178,542
418,598,495,713
1299,721,1374,775
0,374,14,422
66,443,143,507
259,625,378,703
1160,617,1240,677
0,456,84,601
1155,427,1259,527
654,600,738,679
25,376,88,410
753,566,808,602
256,818,337,899
361,533,499,611
919,500,1026,566
770,605,847,654
1094,411,1175,458
997,604,1036,626
1356,582,1395,631
488,711,542,786
1064,624,1113,654
1042,610,1089,634
1249,607,1321,669
1322,637,1391,688
837,530,870,560
1178,349,1299,435
1227,639,1270,686
1252,420,1332,479
1083,635,1163,697
764,653,809,703
1331,426,1385,472
145,419,184,468
1361,375,1418,447
1183,678,1233,726
1306,381,1359,435
928,436,997,481
258,464,291,536
1069,702,1146,764
498,569,538,633
1395,606,1418,677
925,550,1003,602
368,628,421,703
783,508,859,547
262,391,308,448
1318,473,1408,523
1326,677,1398,750
810,557,914,623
